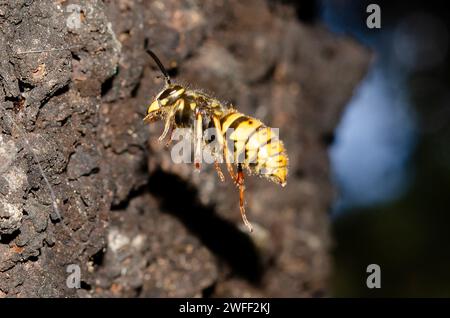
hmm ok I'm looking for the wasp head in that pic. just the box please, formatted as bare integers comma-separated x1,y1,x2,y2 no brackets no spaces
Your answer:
144,84,185,122
144,47,186,122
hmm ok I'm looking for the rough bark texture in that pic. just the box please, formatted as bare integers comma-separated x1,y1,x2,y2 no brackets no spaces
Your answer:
0,0,370,297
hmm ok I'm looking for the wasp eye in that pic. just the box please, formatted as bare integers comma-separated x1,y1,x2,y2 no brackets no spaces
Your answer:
159,88,174,100
158,85,185,102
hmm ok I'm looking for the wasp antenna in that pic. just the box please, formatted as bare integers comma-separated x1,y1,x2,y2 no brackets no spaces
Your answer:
145,43,171,85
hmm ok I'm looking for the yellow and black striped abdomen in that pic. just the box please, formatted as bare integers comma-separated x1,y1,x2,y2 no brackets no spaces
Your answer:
220,111,288,186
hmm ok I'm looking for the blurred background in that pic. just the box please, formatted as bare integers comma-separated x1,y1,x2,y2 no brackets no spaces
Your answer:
309,0,450,296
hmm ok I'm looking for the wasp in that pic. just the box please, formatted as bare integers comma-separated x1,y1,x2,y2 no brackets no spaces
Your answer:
144,48,288,232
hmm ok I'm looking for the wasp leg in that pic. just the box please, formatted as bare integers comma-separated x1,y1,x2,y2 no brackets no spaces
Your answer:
194,111,203,170
164,126,175,148
158,99,182,142
225,146,237,181
212,116,236,180
237,164,253,232
214,160,225,182
212,116,251,231
158,116,173,142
